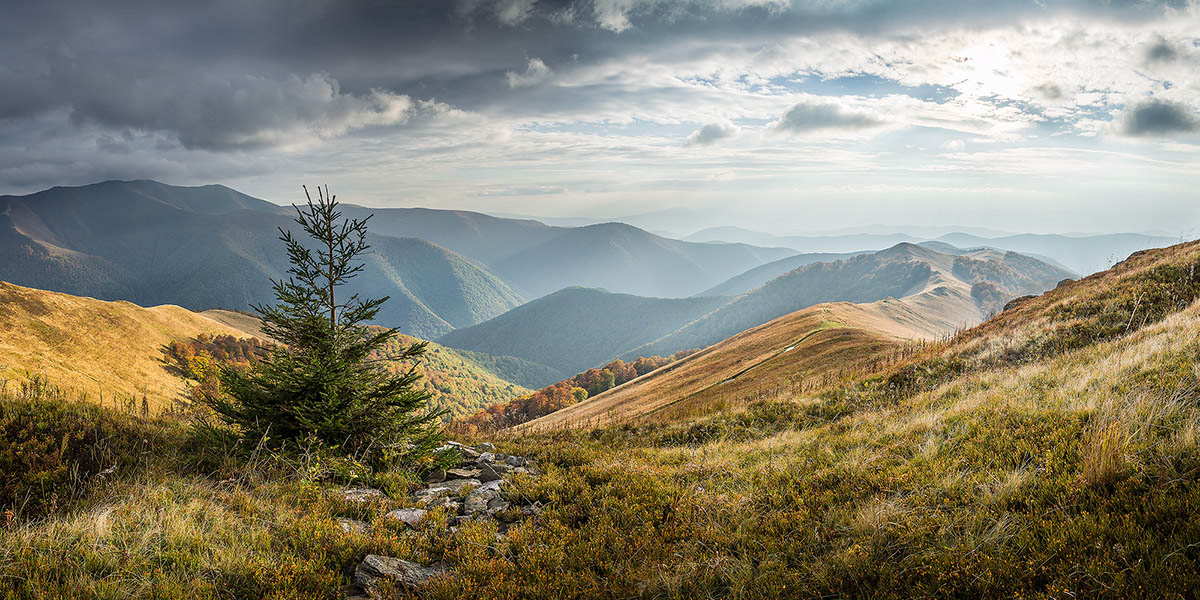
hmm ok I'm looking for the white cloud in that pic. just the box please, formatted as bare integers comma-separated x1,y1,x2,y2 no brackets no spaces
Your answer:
770,100,887,135
506,58,553,88
684,120,739,146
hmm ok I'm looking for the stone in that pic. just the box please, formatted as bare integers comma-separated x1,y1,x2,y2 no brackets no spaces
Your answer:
421,495,461,513
463,489,501,515
486,496,510,513
440,478,482,495
414,486,452,505
477,452,495,464
353,555,447,597
477,462,504,483
445,467,482,480
460,447,481,461
425,468,446,484
342,487,387,503
337,518,369,534
386,508,427,529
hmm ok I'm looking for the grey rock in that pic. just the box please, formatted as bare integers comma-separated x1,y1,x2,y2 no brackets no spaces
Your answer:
353,555,447,597
487,497,510,513
342,487,387,503
440,478,481,495
477,462,504,483
463,489,501,515
445,467,482,480
414,486,452,505
337,518,369,534
386,508,427,529
421,495,461,513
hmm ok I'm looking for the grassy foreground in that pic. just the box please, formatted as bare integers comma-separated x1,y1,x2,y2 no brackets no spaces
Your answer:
3,243,1200,598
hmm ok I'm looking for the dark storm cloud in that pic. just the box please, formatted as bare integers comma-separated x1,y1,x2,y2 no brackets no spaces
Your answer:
0,0,1181,122
1119,98,1199,137
0,0,1190,192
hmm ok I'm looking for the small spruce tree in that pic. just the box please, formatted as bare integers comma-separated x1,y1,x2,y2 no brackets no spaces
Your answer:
204,185,443,463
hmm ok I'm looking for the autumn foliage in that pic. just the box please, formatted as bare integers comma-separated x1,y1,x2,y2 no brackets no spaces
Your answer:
163,334,271,408
459,350,697,432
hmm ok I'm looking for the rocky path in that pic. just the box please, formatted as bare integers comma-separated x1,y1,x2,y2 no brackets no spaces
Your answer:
340,441,544,599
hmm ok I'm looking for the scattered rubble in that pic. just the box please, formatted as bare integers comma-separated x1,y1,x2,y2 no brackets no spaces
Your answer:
339,441,545,598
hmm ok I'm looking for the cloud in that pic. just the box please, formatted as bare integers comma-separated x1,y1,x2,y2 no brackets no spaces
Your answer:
942,139,966,151
1143,34,1177,64
495,0,538,25
684,120,739,146
68,72,421,150
770,100,887,135
506,58,553,88
1118,98,1199,137
1031,83,1064,101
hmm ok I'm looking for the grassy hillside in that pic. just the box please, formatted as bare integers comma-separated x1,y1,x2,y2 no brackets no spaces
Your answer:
6,241,1200,597
0,280,534,419
633,243,1072,359
368,329,533,420
437,287,731,377
0,280,251,410
520,299,939,430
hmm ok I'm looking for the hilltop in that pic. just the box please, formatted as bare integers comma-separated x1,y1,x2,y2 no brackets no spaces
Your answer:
629,242,1072,359
0,280,250,408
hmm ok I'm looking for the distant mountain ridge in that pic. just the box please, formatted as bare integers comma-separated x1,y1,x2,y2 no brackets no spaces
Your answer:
0,180,523,339
685,226,1177,276
439,242,1072,377
629,243,1074,359
437,287,731,377
0,180,793,336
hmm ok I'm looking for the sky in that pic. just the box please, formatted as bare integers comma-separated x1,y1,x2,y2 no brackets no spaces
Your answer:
1,0,1198,237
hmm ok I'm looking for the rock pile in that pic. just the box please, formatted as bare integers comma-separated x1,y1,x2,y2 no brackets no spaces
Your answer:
342,441,544,599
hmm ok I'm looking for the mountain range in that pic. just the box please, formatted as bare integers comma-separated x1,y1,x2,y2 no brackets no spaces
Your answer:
0,180,791,337
437,287,730,376
686,226,1176,275
440,242,1074,377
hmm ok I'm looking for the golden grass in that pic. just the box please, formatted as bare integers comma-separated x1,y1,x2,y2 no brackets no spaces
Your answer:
519,302,941,431
0,281,252,411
